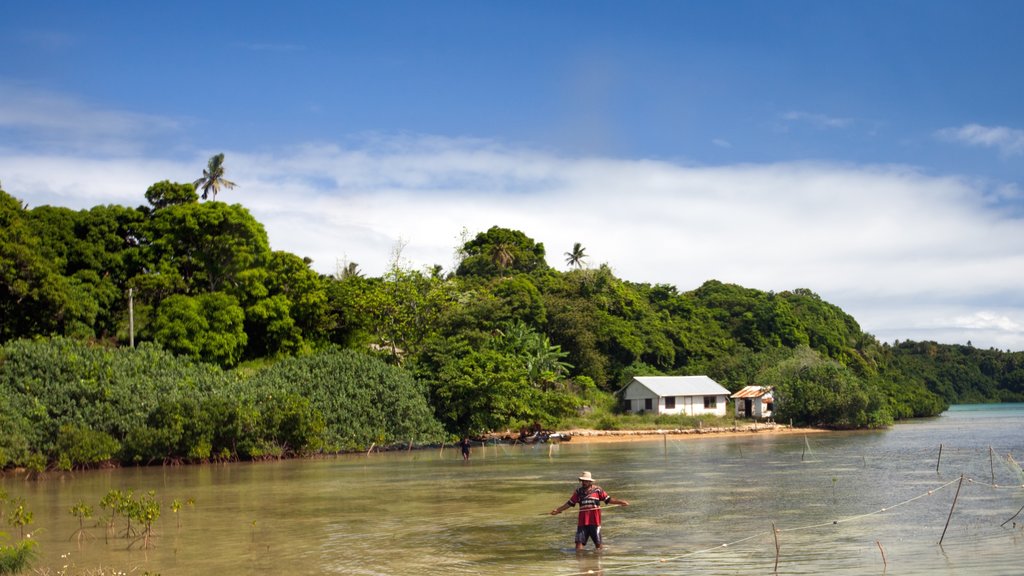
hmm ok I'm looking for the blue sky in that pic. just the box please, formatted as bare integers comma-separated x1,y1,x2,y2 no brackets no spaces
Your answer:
2,1,1024,350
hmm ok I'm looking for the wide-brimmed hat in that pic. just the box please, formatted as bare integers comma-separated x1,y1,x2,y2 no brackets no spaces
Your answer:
578,471,595,482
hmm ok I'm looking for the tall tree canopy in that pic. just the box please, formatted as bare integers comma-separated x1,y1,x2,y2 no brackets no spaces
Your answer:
456,226,549,279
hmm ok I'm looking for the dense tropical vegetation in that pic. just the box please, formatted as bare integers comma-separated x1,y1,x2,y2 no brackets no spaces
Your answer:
2,169,1022,469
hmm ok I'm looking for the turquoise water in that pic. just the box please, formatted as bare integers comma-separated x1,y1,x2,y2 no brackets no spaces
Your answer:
4,404,1024,575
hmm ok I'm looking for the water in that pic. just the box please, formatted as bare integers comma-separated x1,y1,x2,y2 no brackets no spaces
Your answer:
5,404,1024,575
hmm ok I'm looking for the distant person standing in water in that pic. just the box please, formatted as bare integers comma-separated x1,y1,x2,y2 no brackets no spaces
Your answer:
459,437,471,460
550,471,629,551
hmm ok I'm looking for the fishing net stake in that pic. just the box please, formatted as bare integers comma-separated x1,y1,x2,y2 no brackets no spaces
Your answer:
772,522,780,573
935,444,943,473
876,540,887,568
989,446,995,485
1000,503,1024,527
939,474,964,545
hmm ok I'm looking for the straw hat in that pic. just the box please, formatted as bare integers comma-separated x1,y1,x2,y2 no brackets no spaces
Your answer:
578,471,595,482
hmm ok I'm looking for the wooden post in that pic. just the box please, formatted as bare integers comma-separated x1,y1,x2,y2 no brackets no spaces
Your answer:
876,540,887,568
366,442,375,455
990,446,995,485
939,474,964,545
935,444,943,473
772,522,780,573
439,441,445,458
1000,502,1024,527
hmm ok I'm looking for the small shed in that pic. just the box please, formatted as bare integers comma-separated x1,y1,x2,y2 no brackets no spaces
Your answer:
620,376,731,417
731,386,774,419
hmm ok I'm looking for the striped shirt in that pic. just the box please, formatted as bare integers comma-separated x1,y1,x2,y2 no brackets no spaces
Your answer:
567,485,611,526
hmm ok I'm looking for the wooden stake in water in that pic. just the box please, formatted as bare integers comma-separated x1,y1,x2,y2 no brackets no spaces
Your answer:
1000,502,1024,527
990,446,995,485
876,540,887,568
439,441,445,458
935,444,943,473
939,474,964,545
772,522,780,573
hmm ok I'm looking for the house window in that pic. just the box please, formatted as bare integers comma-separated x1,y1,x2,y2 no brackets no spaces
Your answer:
644,398,653,411
665,396,676,410
704,396,717,409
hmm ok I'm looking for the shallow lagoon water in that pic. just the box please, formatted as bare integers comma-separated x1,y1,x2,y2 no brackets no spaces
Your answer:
6,404,1024,575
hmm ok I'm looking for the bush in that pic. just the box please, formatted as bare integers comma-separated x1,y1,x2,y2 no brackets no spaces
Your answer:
55,425,120,469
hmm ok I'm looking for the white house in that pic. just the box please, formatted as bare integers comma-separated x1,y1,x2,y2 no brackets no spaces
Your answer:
621,376,731,417
731,386,774,419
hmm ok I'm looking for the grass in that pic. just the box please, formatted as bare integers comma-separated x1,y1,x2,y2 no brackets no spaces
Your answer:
0,540,35,575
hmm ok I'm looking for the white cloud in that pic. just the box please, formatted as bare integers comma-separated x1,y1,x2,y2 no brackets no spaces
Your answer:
936,123,1024,156
3,135,1024,351
780,111,854,129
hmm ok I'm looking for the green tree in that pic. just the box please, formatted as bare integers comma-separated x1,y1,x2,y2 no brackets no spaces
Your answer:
236,251,329,358
142,201,270,294
193,153,237,201
456,226,549,279
148,292,248,366
765,347,893,428
145,180,199,211
0,190,97,342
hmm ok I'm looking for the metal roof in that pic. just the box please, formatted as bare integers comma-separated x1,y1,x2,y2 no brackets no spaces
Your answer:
627,376,730,397
730,385,772,399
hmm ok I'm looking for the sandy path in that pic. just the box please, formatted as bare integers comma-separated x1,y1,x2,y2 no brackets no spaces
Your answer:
541,424,829,444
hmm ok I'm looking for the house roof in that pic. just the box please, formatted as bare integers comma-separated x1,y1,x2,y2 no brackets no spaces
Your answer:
628,376,730,397
731,385,772,399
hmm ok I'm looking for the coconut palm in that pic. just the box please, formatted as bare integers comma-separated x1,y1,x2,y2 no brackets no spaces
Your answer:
340,261,363,280
490,242,514,273
193,153,237,201
565,242,588,269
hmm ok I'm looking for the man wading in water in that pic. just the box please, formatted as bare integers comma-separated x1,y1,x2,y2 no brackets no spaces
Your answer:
550,471,629,551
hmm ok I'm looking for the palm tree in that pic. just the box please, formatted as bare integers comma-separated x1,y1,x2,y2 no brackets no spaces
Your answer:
193,153,237,201
490,242,514,273
565,242,587,269
340,261,363,280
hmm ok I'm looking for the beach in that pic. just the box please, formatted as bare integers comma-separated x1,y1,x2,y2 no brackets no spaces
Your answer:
556,423,828,444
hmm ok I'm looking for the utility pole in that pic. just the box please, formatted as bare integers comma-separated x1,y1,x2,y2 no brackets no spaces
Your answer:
129,287,135,348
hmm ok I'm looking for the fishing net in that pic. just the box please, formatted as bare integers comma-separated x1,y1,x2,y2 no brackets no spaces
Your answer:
1005,453,1023,485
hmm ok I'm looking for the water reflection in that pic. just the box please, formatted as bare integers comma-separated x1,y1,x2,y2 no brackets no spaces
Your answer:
4,405,1023,575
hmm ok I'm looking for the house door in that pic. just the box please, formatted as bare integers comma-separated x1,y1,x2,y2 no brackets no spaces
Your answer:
743,398,752,418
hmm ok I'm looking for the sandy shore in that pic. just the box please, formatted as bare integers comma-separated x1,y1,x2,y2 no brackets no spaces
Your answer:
550,423,828,444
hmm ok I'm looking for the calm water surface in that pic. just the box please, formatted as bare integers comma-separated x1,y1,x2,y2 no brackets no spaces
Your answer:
5,404,1024,575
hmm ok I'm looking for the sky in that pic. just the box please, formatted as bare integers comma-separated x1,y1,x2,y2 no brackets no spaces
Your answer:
2,1,1024,351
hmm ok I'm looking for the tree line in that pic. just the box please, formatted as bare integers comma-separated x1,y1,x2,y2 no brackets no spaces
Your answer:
2,169,1022,469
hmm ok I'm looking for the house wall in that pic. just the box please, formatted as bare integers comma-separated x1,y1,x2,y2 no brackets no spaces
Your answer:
622,385,659,413
675,395,727,417
625,391,728,416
